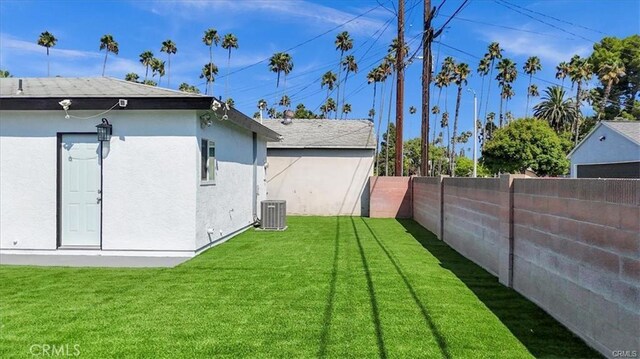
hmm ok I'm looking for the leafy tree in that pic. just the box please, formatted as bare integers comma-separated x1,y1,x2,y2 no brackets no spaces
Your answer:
455,156,491,177
139,51,154,82
124,72,139,82
293,103,316,119
221,33,239,99
0,69,13,78
523,56,542,117
589,35,640,118
482,118,569,176
378,122,396,176
202,28,220,95
160,40,177,86
178,82,200,93
99,34,119,77
37,31,57,76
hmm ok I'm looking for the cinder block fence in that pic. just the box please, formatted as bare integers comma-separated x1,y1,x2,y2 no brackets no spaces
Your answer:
369,175,640,357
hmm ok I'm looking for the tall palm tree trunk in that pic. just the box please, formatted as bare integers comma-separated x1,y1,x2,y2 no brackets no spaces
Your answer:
145,65,149,82
335,51,344,120
478,74,485,123
209,46,214,95
451,85,462,176
483,61,495,124
225,49,231,100
433,87,442,145
525,75,532,117
341,70,350,119
574,82,582,145
102,51,108,77
377,79,387,175
600,80,613,121
499,87,504,127
385,72,396,176
47,48,50,77
168,54,171,87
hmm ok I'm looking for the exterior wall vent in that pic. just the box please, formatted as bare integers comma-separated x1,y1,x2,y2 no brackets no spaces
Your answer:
260,200,287,230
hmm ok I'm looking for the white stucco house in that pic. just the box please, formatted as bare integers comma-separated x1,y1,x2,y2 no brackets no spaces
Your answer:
0,77,281,261
568,121,640,178
262,118,375,216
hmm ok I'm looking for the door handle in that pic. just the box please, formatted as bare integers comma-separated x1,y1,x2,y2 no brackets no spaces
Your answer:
97,195,102,204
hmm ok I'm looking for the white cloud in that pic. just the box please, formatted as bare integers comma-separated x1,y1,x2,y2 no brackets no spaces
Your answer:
141,0,387,36
480,28,590,64
1,34,99,59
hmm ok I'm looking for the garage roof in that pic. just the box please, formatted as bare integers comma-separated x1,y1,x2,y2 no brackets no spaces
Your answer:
262,118,376,149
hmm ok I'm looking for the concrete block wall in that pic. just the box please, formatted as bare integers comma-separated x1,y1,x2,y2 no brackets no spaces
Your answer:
412,176,444,238
512,178,640,356
369,176,412,218
442,178,502,276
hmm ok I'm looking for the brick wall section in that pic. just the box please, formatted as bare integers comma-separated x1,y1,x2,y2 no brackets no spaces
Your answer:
442,177,502,276
412,176,444,237
512,178,640,355
369,176,412,218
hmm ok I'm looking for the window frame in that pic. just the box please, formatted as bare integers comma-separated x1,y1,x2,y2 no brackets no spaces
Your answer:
200,138,216,185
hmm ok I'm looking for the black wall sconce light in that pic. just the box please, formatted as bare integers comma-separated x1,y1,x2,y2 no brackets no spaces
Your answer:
96,118,113,142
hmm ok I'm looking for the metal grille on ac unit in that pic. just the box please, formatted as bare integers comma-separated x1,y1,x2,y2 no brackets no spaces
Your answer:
260,200,287,230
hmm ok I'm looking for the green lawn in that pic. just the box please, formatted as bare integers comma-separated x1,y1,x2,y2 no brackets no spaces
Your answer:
0,217,600,358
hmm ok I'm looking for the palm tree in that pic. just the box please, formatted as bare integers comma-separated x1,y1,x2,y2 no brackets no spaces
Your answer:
340,54,358,119
150,58,165,85
226,98,235,107
0,69,12,78
200,62,218,94
160,40,177,87
99,34,119,77
533,86,578,132
501,84,515,124
321,70,337,116
477,55,491,125
221,33,239,100
523,56,542,117
179,83,200,94
441,112,450,173
433,71,448,146
324,98,337,117
342,103,352,117
597,59,626,120
450,62,470,176
279,95,291,108
334,31,353,117
495,58,517,127
555,61,570,87
37,31,57,77
528,84,540,110
257,99,268,120
139,51,154,82
268,52,293,108
366,68,380,120
568,55,593,145
483,42,502,123
202,28,221,95
125,72,139,82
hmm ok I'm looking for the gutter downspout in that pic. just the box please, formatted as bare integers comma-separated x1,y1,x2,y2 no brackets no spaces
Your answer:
252,132,259,224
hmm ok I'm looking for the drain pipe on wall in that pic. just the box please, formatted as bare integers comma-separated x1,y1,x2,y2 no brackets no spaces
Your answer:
252,132,260,226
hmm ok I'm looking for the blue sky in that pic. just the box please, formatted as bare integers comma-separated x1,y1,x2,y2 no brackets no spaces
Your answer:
1,0,638,151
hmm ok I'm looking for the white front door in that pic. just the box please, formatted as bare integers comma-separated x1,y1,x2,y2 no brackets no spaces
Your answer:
61,134,101,247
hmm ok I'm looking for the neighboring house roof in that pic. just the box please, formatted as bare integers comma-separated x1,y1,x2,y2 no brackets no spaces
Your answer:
262,118,376,149
568,120,640,158
0,77,280,141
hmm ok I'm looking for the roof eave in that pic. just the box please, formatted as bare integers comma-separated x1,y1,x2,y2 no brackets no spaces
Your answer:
0,96,212,111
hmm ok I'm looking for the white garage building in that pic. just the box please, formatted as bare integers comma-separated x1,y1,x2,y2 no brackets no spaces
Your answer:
263,118,375,216
0,77,280,261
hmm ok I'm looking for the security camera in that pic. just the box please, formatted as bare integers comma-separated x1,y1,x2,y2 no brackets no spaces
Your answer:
58,99,72,110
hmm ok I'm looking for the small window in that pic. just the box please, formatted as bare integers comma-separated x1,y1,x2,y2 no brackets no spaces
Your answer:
201,139,216,183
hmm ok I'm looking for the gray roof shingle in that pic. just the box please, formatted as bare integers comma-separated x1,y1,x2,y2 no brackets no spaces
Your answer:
604,121,640,145
0,77,205,98
263,118,375,149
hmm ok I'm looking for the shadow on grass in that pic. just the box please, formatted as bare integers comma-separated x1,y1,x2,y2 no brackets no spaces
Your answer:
358,217,451,359
350,217,388,359
318,217,340,358
397,219,602,359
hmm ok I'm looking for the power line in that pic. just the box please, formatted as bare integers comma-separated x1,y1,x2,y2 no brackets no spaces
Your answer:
441,14,577,40
493,0,596,43
499,0,606,35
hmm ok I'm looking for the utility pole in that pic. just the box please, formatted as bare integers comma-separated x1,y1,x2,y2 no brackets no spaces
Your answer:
421,0,433,177
394,0,405,176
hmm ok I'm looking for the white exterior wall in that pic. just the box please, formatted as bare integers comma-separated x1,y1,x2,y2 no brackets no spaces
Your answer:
194,117,267,251
570,125,639,177
266,148,374,216
0,110,197,255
